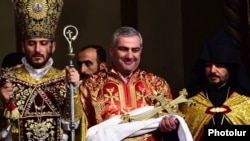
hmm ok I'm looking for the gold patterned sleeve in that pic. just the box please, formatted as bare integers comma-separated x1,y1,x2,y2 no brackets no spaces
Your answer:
79,84,91,126
148,74,173,99
79,81,97,128
73,88,84,121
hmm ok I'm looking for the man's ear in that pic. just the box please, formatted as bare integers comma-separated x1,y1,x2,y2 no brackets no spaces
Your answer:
51,41,56,53
100,62,106,70
109,46,113,57
21,42,25,53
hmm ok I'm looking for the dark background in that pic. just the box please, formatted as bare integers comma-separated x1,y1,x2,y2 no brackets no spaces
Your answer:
1,0,249,97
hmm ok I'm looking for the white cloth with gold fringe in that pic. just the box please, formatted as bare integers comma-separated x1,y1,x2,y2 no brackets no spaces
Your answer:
86,106,193,141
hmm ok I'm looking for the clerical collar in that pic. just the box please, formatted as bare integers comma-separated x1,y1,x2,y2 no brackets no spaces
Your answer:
21,57,53,80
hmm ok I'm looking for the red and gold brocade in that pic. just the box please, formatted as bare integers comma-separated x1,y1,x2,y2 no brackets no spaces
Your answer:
0,66,83,141
80,67,173,140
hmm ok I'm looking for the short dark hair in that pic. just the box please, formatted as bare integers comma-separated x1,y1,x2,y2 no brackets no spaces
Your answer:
79,44,106,63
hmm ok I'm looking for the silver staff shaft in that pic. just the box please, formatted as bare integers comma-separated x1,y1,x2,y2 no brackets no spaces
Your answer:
63,25,78,141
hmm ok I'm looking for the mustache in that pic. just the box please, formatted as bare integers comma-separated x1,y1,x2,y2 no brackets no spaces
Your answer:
33,53,44,57
123,58,133,62
207,73,219,78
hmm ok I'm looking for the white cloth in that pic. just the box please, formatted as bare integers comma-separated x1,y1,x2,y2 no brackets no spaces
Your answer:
86,106,193,141
0,124,12,140
22,57,53,80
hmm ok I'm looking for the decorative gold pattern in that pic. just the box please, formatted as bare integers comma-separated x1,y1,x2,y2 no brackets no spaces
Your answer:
25,118,55,140
181,92,250,140
12,0,64,39
27,0,48,20
80,67,173,140
119,88,194,123
0,66,83,140
136,86,148,106
104,87,118,109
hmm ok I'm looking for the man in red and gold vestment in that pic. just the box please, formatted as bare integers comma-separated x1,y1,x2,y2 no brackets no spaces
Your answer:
0,0,84,140
182,28,250,141
80,26,192,141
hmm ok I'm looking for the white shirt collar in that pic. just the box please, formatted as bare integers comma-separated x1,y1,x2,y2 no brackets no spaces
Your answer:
21,57,53,80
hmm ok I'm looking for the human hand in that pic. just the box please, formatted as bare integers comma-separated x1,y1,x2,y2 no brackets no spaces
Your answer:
0,82,14,104
158,115,179,133
65,66,80,87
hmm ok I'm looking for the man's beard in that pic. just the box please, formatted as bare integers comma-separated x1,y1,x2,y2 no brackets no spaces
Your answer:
27,53,52,69
207,73,229,89
80,73,90,79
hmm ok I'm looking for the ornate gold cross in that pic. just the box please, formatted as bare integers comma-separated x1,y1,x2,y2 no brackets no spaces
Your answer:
120,88,195,123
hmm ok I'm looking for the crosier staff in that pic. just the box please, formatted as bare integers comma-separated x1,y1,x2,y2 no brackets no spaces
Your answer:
63,25,78,141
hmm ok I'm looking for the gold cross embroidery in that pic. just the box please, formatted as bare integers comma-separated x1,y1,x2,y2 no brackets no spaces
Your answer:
136,86,147,106
104,87,119,109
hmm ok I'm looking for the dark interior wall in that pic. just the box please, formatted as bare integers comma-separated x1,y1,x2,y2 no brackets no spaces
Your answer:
137,0,184,96
182,0,225,86
0,0,227,97
0,1,16,66
54,0,121,69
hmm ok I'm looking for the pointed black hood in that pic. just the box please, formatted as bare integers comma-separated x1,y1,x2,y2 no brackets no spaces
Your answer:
187,28,250,97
